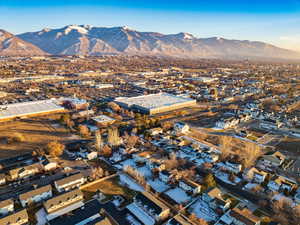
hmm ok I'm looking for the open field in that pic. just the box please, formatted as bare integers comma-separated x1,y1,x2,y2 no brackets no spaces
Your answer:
81,176,137,200
0,116,72,158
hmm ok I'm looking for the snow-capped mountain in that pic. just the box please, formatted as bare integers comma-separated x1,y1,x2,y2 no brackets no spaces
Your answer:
6,25,300,59
0,29,46,56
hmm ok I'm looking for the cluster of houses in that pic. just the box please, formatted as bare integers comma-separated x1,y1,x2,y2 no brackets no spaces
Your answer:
0,170,87,224
107,122,300,225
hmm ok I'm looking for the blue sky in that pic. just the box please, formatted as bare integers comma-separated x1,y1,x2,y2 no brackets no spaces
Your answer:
1,0,300,50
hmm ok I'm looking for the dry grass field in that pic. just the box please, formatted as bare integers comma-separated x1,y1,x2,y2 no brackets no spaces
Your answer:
82,177,136,200
0,116,72,158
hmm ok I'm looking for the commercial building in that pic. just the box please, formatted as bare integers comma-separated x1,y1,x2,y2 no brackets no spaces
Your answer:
0,99,65,122
115,93,196,115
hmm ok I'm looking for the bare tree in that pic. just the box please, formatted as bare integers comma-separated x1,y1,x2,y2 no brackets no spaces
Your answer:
101,145,112,157
91,167,104,180
46,141,65,157
107,127,121,146
240,141,263,168
272,197,300,225
95,130,103,151
219,135,233,160
127,135,139,148
78,125,90,137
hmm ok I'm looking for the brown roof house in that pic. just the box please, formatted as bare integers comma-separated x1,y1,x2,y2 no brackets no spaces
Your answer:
54,173,86,193
218,204,261,225
43,189,84,221
8,163,41,181
0,209,28,225
0,199,14,216
19,185,52,207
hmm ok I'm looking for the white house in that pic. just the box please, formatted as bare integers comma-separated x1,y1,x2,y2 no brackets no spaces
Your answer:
261,151,286,167
174,122,190,134
19,185,52,207
42,159,58,171
43,189,84,221
127,192,170,225
178,178,202,195
0,199,14,216
244,167,268,184
0,209,28,225
203,187,231,212
218,205,261,225
54,173,86,193
8,163,41,181
159,170,171,183
87,151,98,160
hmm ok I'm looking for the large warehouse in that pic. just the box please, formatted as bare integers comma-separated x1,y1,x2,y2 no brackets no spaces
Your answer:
0,99,65,121
115,93,197,115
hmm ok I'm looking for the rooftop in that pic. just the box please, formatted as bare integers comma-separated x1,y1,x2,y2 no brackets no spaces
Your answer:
115,93,195,110
0,99,64,120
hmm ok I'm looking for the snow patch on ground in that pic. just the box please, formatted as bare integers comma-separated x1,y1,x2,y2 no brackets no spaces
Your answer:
147,178,170,193
119,173,144,192
165,187,191,204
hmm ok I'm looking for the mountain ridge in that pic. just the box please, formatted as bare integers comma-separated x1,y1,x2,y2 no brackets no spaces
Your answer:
0,25,299,59
0,29,47,56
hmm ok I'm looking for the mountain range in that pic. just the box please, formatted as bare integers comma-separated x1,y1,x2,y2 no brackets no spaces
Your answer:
0,25,299,60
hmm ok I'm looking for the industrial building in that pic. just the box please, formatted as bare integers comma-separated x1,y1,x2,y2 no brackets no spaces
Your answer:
115,93,197,115
0,99,65,121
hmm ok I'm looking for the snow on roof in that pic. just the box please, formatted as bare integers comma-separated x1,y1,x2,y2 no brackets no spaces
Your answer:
165,187,191,204
92,115,115,123
0,99,64,120
115,93,195,110
127,203,155,225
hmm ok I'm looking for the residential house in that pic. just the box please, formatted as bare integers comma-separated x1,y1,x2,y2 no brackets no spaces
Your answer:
244,167,268,183
0,209,28,225
220,162,242,174
0,199,14,216
54,173,86,193
159,170,172,183
149,127,163,136
147,158,165,171
8,163,41,181
43,189,84,221
19,185,52,207
47,199,112,225
174,122,190,134
41,159,58,171
127,192,170,225
203,187,231,212
218,204,261,225
267,176,296,193
261,151,286,167
179,178,202,195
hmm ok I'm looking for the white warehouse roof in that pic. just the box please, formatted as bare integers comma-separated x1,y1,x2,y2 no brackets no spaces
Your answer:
115,93,196,110
0,99,64,120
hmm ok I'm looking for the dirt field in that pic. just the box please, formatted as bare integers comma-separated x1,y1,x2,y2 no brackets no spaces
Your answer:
82,176,136,200
0,116,73,158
